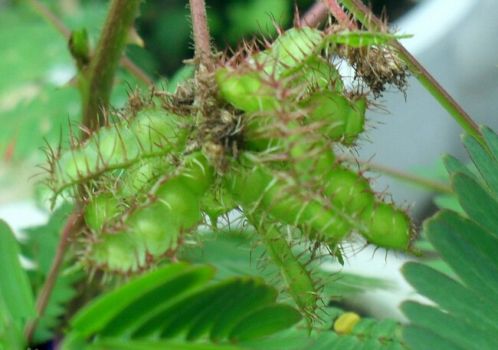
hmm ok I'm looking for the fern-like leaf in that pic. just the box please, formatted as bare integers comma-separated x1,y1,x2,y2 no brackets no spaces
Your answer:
402,126,498,350
61,263,302,349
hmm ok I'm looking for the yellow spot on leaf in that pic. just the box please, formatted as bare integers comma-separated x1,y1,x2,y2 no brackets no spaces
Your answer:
334,312,361,335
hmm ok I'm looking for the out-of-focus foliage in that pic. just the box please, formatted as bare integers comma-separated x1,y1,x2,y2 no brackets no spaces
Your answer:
21,204,83,343
0,1,144,164
0,220,35,350
402,127,498,350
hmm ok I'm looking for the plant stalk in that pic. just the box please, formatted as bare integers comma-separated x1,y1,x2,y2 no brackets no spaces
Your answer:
189,0,214,70
339,156,452,194
24,212,83,342
82,0,142,130
300,1,328,27
324,0,356,29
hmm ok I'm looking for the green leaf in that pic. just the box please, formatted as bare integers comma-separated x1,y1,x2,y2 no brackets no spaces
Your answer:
452,173,498,239
402,301,497,350
64,263,302,349
403,126,498,350
481,126,498,160
70,263,214,338
462,134,498,197
403,262,498,332
21,204,81,343
426,210,498,304
403,325,465,350
229,304,302,341
87,338,243,350
442,154,477,181
0,220,35,324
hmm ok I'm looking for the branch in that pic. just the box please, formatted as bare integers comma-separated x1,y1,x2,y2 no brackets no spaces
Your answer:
27,0,152,87
337,0,484,146
340,156,452,194
189,0,214,70
24,212,83,342
83,0,143,130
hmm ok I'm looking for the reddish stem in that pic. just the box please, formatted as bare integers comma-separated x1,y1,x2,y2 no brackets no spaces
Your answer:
324,0,357,29
24,212,83,342
300,2,328,27
189,0,213,70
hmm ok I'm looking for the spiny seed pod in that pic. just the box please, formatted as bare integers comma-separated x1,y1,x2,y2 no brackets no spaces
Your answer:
84,193,120,232
323,166,375,215
254,27,323,76
226,160,351,245
49,109,189,198
119,158,171,198
85,152,214,272
302,91,366,145
249,218,317,320
215,69,280,113
360,203,412,250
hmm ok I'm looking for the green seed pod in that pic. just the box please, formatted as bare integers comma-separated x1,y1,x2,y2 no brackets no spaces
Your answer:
360,203,411,250
250,218,317,319
50,109,189,197
84,193,120,231
283,56,344,93
176,152,215,195
256,27,323,76
86,152,213,272
119,158,170,198
303,91,366,145
215,69,279,113
154,178,203,229
227,162,351,244
323,166,375,215
90,231,142,272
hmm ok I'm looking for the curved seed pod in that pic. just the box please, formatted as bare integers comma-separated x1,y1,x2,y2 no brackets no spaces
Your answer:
360,203,412,250
254,27,323,76
323,166,375,216
119,157,171,198
283,56,344,93
226,160,351,244
86,152,214,272
286,141,411,251
249,216,317,320
50,108,189,197
302,91,366,145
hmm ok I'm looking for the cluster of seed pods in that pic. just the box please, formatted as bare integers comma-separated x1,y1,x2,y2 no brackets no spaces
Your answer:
48,25,413,319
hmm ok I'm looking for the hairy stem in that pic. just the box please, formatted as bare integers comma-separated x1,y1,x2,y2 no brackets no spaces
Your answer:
337,0,484,145
324,0,356,29
189,0,213,70
83,0,142,130
24,212,83,342
339,156,452,194
300,2,328,27
248,214,316,320
27,0,152,87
